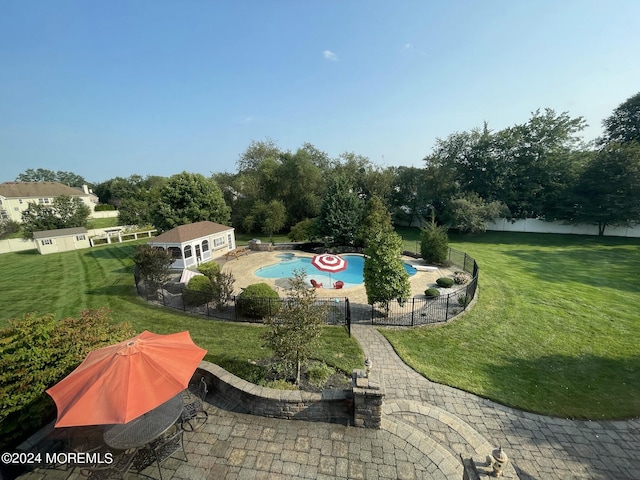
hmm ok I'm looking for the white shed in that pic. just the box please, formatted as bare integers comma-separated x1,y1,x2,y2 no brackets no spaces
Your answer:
33,227,91,255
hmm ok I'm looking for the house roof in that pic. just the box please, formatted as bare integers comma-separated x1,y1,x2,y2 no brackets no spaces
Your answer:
149,221,233,244
0,182,88,198
33,227,89,239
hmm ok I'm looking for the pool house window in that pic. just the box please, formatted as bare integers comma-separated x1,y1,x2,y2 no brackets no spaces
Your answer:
213,236,225,248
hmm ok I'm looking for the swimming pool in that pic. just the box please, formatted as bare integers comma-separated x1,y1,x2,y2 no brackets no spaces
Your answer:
255,253,417,288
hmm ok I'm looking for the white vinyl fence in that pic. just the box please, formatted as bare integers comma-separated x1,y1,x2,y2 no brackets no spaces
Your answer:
486,218,640,237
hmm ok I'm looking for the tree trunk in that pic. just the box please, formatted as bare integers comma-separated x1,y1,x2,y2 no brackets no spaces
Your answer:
598,222,607,236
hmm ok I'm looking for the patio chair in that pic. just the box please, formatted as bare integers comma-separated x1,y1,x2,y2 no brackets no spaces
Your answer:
180,377,209,431
310,279,323,288
132,425,188,480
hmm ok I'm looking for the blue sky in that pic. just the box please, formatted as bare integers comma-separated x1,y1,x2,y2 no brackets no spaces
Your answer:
1,1,639,184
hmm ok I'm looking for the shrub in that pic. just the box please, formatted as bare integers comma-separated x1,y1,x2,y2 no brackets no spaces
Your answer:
0,219,20,239
458,294,472,307
453,271,472,285
197,261,221,279
436,277,454,288
264,379,297,390
288,218,318,242
237,283,280,318
420,213,449,264
182,275,214,306
0,309,133,450
307,363,333,387
424,287,440,298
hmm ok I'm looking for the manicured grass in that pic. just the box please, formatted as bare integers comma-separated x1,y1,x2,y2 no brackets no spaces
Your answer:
86,216,119,229
0,241,362,381
386,230,640,419
234,232,292,245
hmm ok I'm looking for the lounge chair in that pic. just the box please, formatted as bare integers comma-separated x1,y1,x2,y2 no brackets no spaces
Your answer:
333,280,344,289
310,279,323,288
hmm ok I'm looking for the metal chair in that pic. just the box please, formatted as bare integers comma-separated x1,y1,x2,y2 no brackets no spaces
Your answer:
180,377,209,431
132,424,188,480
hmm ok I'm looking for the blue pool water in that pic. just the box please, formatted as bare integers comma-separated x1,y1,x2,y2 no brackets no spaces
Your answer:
255,253,417,288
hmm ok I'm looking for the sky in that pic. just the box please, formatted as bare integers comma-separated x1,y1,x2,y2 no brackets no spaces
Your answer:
1,1,639,184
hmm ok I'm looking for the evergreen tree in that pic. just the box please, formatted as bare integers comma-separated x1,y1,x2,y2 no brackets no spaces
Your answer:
363,229,411,312
358,195,393,246
420,212,449,264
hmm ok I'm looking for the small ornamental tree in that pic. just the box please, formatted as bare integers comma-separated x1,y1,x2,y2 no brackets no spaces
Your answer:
262,270,328,385
363,229,411,313
420,212,449,264
211,271,235,310
133,244,174,292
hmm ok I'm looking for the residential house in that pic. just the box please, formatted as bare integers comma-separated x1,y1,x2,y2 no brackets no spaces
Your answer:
0,182,98,223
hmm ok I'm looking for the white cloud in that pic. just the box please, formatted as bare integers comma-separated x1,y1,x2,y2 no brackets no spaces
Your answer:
322,50,338,61
403,43,413,49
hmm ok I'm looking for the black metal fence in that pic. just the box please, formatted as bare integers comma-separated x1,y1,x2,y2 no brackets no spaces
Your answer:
134,280,349,326
353,247,479,327
134,247,478,330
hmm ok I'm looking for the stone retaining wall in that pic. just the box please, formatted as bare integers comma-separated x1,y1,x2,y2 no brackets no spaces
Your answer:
196,361,353,424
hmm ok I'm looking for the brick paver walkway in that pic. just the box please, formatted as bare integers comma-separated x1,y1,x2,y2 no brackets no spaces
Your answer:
351,324,640,480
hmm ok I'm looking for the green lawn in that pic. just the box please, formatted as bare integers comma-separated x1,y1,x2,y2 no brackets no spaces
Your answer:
0,241,362,380
87,216,119,229
3,231,639,419
388,229,640,419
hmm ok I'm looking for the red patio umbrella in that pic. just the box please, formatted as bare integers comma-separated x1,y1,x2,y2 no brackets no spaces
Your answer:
311,253,348,287
46,330,207,427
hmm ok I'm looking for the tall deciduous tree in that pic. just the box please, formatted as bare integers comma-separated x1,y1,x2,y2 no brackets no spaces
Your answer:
151,172,230,232
445,193,509,234
600,91,640,145
16,168,88,187
262,270,327,385
317,176,363,245
21,195,91,239
243,199,287,241
390,166,431,227
569,142,640,235
423,109,586,219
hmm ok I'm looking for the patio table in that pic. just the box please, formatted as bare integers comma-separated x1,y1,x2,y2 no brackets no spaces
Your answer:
103,393,183,450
